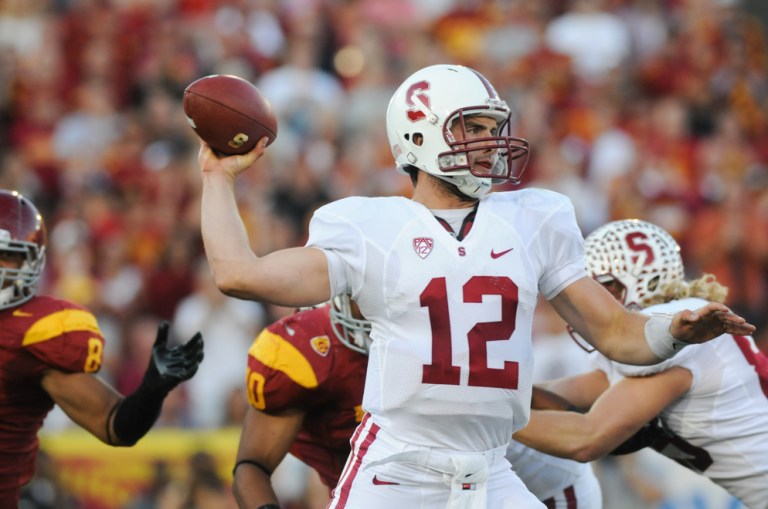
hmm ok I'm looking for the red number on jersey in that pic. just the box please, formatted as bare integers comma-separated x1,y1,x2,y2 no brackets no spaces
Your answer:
733,335,768,398
420,276,519,389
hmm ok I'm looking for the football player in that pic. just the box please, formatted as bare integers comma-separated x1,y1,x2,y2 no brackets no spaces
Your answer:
233,294,602,509
0,189,204,508
231,295,369,508
514,220,768,508
198,64,754,507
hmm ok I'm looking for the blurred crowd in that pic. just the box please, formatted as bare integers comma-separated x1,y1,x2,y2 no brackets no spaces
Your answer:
1,0,767,507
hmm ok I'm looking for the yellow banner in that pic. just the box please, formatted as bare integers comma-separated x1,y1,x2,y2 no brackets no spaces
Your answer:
38,427,240,509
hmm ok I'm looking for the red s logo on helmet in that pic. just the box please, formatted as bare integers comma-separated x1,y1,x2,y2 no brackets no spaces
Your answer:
626,232,655,265
405,81,430,122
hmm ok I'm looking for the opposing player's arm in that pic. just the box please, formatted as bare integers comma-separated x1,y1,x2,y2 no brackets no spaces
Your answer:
513,366,692,462
550,277,754,365
44,321,203,446
199,142,331,307
41,370,121,442
233,407,306,508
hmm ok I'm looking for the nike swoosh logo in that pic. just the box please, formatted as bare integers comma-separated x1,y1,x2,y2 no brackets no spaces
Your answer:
13,310,34,317
490,248,514,259
372,475,400,486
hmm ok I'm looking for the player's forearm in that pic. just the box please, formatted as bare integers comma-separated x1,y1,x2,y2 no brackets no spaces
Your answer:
201,171,260,296
534,370,608,410
600,311,665,365
513,410,613,462
552,279,664,365
233,465,280,509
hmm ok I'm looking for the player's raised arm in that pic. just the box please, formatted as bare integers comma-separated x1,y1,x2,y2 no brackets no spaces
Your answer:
198,140,331,307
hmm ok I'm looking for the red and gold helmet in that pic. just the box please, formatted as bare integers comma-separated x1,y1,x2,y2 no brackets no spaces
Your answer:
0,190,47,309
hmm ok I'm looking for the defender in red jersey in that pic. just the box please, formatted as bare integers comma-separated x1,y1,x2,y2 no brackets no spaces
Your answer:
232,295,370,508
0,189,205,508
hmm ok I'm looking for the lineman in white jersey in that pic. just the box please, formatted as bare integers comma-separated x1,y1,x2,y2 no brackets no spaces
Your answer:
514,220,768,509
198,65,755,508
506,441,602,508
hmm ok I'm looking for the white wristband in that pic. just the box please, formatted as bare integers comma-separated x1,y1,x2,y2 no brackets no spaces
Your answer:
644,315,690,360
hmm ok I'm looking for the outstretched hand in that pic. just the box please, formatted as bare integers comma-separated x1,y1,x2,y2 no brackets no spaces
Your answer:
144,320,205,394
198,137,268,180
670,302,756,345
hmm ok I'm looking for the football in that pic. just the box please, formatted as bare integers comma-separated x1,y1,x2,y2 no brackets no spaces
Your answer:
183,74,278,156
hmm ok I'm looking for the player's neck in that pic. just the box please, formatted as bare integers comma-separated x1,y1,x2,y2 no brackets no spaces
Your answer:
411,173,478,210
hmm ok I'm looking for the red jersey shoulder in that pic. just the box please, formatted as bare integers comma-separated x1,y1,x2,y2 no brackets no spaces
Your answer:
245,305,366,412
0,295,105,374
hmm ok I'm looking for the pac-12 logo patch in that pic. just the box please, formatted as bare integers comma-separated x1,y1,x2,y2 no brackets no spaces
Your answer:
413,237,434,259
310,336,330,356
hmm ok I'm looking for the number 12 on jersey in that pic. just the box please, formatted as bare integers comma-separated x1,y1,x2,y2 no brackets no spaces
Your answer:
420,276,520,389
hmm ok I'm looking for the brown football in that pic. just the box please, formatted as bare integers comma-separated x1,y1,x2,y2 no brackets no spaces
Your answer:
183,74,278,155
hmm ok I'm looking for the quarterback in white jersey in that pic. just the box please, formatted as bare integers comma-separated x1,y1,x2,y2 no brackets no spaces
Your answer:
307,189,585,452
198,65,754,508
515,220,768,509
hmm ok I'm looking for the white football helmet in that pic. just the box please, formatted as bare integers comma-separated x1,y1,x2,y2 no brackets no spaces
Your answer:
329,294,372,355
0,190,47,310
585,219,684,310
386,64,530,198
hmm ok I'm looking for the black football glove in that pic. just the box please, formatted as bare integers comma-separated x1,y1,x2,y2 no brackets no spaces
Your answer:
143,320,204,394
610,416,663,455
110,321,204,445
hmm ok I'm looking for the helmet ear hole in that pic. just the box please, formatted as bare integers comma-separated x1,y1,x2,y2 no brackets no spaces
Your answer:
413,133,424,146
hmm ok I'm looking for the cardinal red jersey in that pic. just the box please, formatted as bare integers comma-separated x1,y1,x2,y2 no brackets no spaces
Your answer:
245,305,367,488
0,295,105,499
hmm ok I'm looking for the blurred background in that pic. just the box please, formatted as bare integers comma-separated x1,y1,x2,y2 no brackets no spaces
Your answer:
1,0,766,507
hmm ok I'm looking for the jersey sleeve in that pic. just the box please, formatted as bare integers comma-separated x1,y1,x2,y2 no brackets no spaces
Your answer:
305,198,367,299
23,305,105,374
524,191,587,300
244,317,333,413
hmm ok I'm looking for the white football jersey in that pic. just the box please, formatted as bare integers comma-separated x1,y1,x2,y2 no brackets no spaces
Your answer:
307,189,586,451
592,297,768,508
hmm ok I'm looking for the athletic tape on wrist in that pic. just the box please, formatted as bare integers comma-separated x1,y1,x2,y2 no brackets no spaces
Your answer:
644,315,689,360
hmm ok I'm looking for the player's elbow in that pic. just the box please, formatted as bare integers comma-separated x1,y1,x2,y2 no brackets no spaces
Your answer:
550,424,614,463
569,441,610,463
570,426,623,462
210,266,250,297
